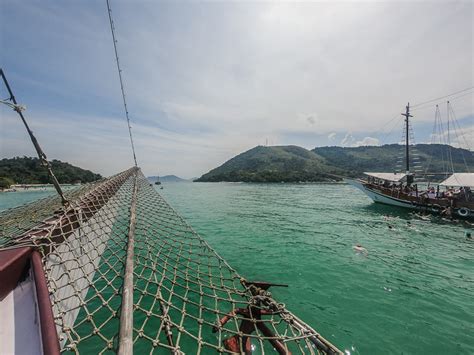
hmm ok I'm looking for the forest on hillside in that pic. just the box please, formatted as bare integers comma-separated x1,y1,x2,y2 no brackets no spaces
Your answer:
0,157,102,187
197,144,473,182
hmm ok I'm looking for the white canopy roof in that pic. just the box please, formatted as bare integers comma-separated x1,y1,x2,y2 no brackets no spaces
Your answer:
364,172,407,182
439,173,474,187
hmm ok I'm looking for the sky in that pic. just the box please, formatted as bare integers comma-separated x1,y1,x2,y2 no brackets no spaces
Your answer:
0,0,473,178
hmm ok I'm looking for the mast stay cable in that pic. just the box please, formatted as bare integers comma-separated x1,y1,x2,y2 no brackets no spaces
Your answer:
0,68,69,207
106,0,138,168
447,102,471,173
411,86,474,110
105,1,139,353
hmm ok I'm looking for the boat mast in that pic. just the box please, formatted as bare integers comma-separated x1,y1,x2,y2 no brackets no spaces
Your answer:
401,102,413,175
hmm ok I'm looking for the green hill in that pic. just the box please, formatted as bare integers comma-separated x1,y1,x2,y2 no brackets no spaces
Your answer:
313,144,473,176
196,144,473,183
0,157,102,186
195,145,345,182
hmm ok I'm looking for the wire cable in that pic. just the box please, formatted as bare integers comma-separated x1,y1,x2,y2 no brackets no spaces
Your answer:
106,0,138,167
448,102,471,172
411,86,474,109
0,68,69,206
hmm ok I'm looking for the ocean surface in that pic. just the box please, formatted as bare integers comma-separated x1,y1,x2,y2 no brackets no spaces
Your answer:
1,182,473,354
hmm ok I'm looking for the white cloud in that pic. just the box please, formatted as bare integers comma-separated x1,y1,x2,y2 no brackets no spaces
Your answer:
1,1,472,176
355,137,381,147
340,133,355,147
339,133,380,147
0,107,273,178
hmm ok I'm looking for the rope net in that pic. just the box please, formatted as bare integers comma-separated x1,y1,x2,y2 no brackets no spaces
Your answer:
0,168,341,355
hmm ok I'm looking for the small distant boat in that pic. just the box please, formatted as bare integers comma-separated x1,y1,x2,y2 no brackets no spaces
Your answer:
347,103,474,220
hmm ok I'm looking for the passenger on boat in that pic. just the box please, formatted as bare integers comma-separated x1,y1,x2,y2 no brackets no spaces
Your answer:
445,188,454,198
408,184,418,197
423,187,435,199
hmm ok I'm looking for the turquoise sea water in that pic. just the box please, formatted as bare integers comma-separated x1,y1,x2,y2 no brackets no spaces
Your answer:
1,182,473,354
0,188,57,210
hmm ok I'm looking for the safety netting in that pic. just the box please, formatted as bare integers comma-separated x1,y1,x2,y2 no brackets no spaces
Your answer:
0,168,341,354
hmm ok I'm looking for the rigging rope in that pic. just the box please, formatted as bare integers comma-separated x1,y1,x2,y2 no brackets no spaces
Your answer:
106,0,138,168
378,114,405,146
446,102,455,174
447,102,471,173
424,105,444,177
411,86,474,110
0,68,69,207
0,98,26,112
423,102,472,180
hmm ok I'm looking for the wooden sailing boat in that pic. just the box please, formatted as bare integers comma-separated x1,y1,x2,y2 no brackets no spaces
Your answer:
347,103,474,219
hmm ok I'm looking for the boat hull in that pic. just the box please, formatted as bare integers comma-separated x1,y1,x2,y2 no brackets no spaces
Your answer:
346,179,416,209
346,178,474,220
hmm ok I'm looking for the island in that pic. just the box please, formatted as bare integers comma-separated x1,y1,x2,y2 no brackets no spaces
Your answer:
195,144,473,183
0,156,102,189
147,175,188,183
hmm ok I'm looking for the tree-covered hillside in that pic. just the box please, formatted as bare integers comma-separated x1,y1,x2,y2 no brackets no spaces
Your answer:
196,144,473,183
196,145,345,182
0,157,102,185
313,144,473,175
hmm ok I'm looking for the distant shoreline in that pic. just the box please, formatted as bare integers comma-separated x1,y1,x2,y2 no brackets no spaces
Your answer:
1,183,80,193
12,183,79,188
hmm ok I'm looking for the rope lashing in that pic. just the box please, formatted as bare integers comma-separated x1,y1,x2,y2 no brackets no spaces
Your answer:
0,68,69,207
0,98,26,112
